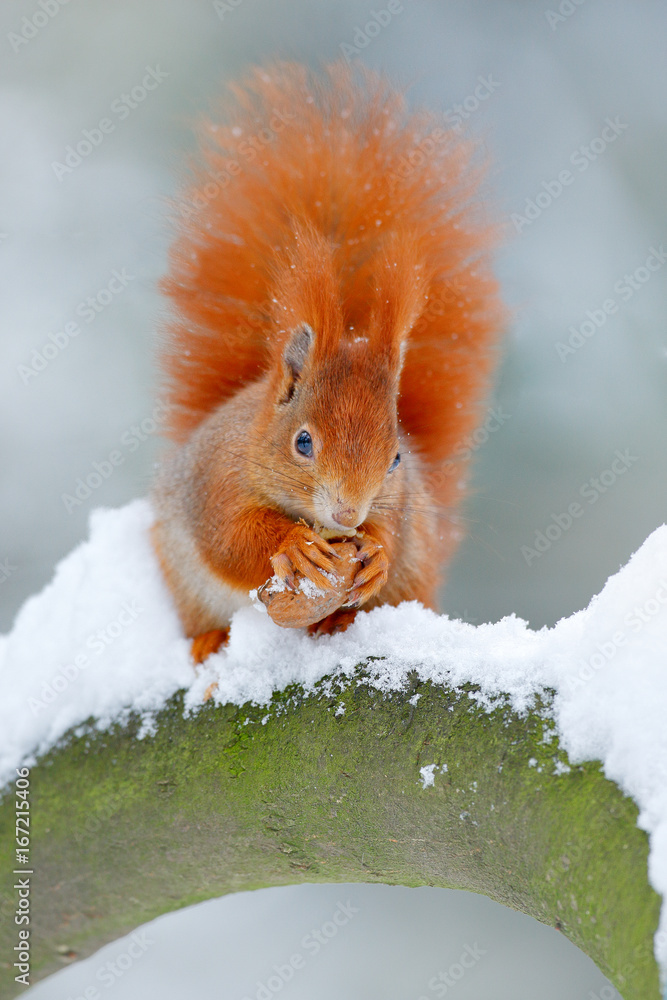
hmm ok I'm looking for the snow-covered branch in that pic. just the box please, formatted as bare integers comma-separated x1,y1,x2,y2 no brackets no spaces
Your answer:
1,502,666,998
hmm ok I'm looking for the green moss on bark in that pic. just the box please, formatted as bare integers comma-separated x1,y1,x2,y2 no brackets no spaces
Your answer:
0,671,661,999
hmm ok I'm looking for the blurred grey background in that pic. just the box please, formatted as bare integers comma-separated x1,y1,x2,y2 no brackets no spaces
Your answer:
2,0,665,996
23,884,619,1000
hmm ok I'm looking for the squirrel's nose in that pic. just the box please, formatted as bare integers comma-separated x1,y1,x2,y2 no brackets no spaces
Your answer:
331,505,361,528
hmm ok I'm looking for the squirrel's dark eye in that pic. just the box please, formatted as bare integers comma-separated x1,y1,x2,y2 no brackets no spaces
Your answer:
389,453,401,472
295,430,313,457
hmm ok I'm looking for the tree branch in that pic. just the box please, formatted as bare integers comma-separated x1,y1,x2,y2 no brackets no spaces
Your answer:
0,670,661,999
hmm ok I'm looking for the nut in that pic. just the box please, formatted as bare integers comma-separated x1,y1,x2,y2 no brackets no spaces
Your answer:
258,540,358,628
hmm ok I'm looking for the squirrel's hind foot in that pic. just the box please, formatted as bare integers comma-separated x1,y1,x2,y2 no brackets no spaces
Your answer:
191,627,230,665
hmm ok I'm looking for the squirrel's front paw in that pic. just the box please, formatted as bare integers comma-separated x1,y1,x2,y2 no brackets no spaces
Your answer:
271,523,341,592
345,533,389,608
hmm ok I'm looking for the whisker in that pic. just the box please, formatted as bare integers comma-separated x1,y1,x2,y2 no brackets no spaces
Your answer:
276,449,325,492
370,502,461,525
226,450,316,497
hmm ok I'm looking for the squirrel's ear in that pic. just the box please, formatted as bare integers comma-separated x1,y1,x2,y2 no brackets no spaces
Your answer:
280,324,314,401
283,324,314,379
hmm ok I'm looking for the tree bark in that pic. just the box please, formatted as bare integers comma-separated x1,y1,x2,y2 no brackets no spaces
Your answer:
0,670,662,999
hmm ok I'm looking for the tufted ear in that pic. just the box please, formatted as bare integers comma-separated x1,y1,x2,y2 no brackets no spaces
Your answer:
280,323,315,402
283,323,314,378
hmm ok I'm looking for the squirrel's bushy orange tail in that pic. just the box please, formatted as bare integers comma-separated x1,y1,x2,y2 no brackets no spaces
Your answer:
160,61,505,481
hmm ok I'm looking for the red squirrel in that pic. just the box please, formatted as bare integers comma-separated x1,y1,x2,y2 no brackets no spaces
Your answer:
151,62,505,662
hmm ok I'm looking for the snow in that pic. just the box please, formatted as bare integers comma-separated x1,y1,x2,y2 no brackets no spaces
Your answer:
419,764,437,789
1,498,667,975
295,576,328,599
419,763,448,789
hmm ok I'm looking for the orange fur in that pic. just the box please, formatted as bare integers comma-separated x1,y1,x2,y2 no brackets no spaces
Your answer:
191,628,229,665
161,63,503,459
153,61,505,653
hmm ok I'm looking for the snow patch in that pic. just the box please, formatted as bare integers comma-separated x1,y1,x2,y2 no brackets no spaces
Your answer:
419,764,438,789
